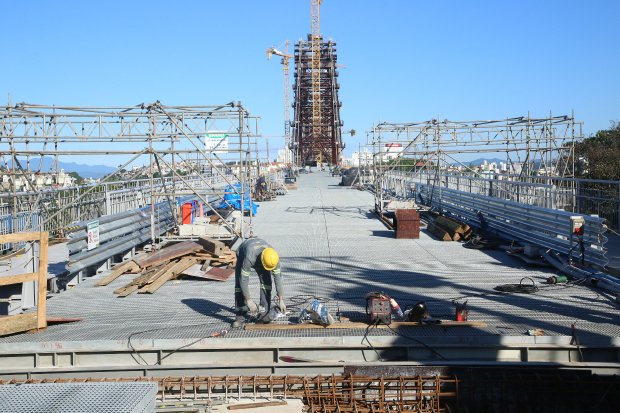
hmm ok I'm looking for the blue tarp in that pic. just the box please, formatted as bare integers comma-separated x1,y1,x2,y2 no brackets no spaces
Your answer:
217,183,259,215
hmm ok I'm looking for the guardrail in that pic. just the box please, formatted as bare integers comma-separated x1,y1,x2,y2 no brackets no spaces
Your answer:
384,171,620,230
62,190,226,283
0,211,41,252
0,174,228,253
414,183,608,268
64,202,175,278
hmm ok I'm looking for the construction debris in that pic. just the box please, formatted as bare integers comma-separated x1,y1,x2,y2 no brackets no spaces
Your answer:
95,238,237,296
182,264,234,281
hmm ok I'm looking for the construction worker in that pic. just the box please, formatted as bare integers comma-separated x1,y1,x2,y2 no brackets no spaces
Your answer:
233,237,285,328
255,174,267,200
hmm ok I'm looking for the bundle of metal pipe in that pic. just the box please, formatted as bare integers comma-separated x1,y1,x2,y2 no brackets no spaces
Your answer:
64,195,219,277
416,183,608,268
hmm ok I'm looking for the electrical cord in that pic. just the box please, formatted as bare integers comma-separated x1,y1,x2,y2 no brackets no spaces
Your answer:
285,294,334,312
318,185,335,271
396,275,592,310
605,226,620,237
493,277,539,294
385,324,448,361
361,320,384,362
127,321,228,366
569,322,584,363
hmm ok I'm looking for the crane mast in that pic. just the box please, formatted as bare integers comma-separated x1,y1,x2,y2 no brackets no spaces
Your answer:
282,42,291,164
266,43,293,164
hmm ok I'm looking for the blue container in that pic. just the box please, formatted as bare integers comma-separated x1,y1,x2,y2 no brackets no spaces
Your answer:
218,183,259,215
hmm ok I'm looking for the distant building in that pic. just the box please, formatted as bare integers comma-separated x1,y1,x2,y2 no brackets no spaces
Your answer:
351,150,373,167
276,148,293,164
0,169,76,192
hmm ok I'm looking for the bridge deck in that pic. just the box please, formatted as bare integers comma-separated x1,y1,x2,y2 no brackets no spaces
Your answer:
0,172,618,376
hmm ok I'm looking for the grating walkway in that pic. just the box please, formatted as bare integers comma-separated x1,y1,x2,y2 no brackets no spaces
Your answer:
0,382,157,413
0,172,618,359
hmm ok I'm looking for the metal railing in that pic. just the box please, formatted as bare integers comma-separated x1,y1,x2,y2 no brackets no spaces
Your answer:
382,171,609,267
385,171,620,230
0,174,227,253
64,201,176,278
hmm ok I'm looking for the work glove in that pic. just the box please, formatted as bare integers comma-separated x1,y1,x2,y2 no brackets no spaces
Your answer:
278,296,286,313
245,299,258,314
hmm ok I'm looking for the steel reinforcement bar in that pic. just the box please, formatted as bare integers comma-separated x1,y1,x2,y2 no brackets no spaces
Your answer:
0,374,458,412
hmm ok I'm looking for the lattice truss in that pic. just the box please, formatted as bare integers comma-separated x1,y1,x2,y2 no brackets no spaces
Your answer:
0,102,260,235
292,37,344,165
371,115,580,178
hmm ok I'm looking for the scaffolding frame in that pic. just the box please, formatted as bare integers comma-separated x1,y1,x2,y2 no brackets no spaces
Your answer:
0,101,261,242
369,114,581,211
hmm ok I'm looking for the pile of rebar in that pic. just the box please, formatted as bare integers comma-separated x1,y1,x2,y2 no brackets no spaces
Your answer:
0,375,458,413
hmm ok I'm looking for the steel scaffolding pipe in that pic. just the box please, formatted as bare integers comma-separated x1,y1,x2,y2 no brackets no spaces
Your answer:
0,102,261,242
369,114,580,212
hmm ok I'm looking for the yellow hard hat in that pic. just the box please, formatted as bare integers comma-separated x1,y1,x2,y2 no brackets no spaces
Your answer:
261,247,279,271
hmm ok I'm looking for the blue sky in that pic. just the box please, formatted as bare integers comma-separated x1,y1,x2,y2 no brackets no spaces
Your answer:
2,0,619,165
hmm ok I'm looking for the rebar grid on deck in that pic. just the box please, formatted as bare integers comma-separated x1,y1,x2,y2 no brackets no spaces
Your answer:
0,374,458,412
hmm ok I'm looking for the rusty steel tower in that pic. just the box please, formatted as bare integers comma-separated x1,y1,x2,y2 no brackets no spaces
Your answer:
291,1,344,166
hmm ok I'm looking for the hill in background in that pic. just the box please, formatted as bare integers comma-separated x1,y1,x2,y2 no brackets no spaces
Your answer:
8,157,115,179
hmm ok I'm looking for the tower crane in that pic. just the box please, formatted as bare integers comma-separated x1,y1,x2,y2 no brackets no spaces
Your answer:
266,42,293,165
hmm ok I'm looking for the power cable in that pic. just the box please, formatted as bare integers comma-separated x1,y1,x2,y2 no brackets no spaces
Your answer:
317,185,335,270
361,320,384,362
385,324,448,361
127,321,227,366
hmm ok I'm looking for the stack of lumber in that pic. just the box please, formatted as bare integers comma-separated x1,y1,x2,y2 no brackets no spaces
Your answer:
95,237,236,296
428,215,473,242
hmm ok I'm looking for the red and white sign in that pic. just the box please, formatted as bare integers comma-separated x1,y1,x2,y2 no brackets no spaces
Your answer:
383,143,403,153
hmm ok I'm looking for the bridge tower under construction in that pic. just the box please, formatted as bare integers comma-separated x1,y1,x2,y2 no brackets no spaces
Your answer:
292,35,344,166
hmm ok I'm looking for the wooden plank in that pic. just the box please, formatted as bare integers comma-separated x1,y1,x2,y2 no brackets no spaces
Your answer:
47,317,83,325
245,320,487,331
114,267,156,295
95,260,139,287
202,267,234,281
116,284,141,297
114,272,152,296
0,232,43,243
133,241,203,269
197,237,226,255
0,272,38,287
227,401,288,410
114,261,178,297
144,261,178,284
37,233,48,329
181,263,206,278
0,313,38,336
138,258,197,294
